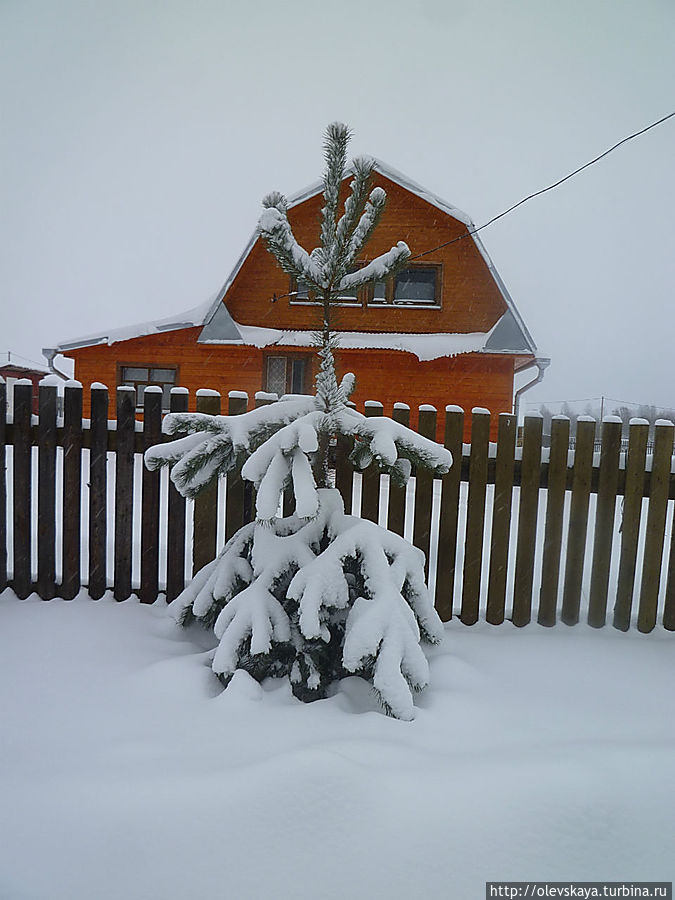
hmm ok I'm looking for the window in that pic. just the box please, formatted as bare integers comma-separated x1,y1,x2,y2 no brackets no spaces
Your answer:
291,273,360,305
264,355,309,396
369,265,441,307
119,365,177,410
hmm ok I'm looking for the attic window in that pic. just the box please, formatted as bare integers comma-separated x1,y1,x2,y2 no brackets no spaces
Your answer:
119,365,177,411
370,265,441,307
291,274,360,305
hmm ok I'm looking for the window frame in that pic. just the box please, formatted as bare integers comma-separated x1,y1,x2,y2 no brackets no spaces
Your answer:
289,275,364,307
366,263,443,309
116,362,179,412
262,352,312,396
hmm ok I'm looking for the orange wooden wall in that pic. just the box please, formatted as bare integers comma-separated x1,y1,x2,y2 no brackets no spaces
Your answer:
69,334,513,439
224,173,507,335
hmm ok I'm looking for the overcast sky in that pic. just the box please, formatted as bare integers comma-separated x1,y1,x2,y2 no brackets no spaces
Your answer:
2,0,674,414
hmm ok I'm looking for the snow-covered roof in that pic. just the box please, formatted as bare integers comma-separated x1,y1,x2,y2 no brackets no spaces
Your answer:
54,296,215,352
198,318,532,362
54,160,537,358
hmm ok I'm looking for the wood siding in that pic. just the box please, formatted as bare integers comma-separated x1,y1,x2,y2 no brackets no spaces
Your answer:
69,335,513,439
224,173,508,335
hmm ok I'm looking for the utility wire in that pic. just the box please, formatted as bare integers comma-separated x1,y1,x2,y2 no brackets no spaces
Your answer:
525,396,675,412
269,110,674,301
411,110,675,261
1,350,47,369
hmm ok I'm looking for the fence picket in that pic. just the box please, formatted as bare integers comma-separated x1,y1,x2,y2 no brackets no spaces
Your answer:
587,417,622,627
140,388,162,603
193,391,221,573
88,384,108,600
486,414,516,625
12,381,32,599
37,382,57,600
335,425,354,516
224,392,247,542
537,416,570,626
561,418,595,625
61,383,83,600
512,415,543,626
613,421,649,630
461,409,490,625
166,388,188,602
663,505,675,631
361,401,383,523
114,386,135,601
387,403,410,537
0,381,6,592
413,406,437,581
434,407,464,621
637,421,674,633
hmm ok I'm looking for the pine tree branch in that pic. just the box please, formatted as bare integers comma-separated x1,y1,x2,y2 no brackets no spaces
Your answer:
338,241,411,291
319,122,351,261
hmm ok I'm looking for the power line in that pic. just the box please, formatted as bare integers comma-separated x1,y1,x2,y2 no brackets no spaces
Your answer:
410,110,675,261
268,110,674,302
525,396,675,412
1,350,48,370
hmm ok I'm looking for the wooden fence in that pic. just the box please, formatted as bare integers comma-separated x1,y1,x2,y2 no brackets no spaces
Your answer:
2,380,675,632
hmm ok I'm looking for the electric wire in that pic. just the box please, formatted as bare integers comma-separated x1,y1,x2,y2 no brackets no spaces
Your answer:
410,110,675,261
269,110,674,300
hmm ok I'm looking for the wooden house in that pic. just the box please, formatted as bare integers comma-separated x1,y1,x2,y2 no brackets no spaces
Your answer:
47,161,546,438
1,356,52,416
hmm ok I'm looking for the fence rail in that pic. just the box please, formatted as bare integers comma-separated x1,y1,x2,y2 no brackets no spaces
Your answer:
2,380,675,633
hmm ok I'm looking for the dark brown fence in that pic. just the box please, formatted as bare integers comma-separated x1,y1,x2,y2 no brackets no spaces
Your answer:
2,380,675,632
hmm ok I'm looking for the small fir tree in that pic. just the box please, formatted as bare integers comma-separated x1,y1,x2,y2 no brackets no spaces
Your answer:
146,123,452,719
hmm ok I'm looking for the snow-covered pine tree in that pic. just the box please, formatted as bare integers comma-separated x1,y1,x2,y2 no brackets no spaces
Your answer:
146,123,452,719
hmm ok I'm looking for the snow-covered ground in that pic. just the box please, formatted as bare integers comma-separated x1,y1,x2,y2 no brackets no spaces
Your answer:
1,589,673,899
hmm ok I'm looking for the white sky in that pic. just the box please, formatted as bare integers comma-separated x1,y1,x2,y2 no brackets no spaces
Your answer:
2,0,674,412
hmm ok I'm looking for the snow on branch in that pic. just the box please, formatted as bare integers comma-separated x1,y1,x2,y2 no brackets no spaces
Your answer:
172,488,444,719
144,395,318,499
338,242,411,292
258,207,325,289
327,156,375,277
343,184,387,269
336,406,452,475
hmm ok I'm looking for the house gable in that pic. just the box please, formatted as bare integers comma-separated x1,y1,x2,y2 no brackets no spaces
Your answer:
208,171,507,337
